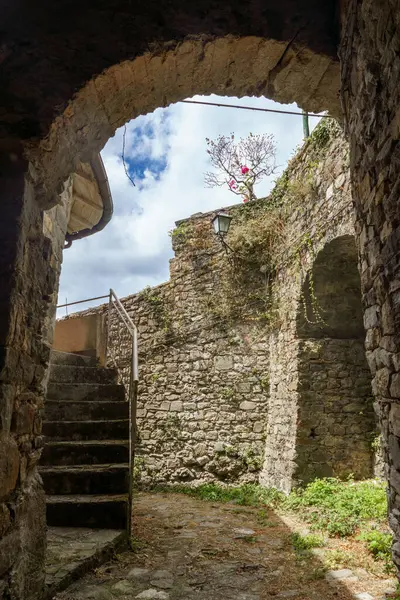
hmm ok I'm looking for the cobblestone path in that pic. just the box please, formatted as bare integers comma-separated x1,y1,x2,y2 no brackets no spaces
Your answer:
55,492,396,600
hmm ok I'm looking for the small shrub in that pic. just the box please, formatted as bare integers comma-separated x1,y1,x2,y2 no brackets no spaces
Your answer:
257,509,277,527
291,532,325,556
168,222,189,239
358,529,394,573
306,567,327,581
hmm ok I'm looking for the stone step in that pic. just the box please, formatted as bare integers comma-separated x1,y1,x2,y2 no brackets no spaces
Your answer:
45,528,127,600
45,400,129,422
41,440,130,466
50,350,97,367
49,364,118,385
46,495,128,529
43,419,129,441
47,382,125,402
40,464,129,495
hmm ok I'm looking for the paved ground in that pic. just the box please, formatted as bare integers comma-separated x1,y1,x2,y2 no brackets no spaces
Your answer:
46,528,126,598
54,493,397,600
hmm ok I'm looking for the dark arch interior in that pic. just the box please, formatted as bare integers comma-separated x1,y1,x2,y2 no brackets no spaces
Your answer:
297,234,365,339
295,235,377,484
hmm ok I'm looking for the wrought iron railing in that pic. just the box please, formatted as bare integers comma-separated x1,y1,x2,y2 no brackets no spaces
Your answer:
56,289,139,538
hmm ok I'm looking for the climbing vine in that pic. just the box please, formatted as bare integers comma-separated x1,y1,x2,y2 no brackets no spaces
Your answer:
297,235,328,327
202,117,344,331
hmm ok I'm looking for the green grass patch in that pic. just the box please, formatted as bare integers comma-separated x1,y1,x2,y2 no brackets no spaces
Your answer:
156,482,284,507
256,509,277,527
157,478,387,539
358,529,394,573
290,532,325,560
282,477,387,537
324,548,354,570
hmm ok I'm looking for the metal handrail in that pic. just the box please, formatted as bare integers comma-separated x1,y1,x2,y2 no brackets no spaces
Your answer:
57,294,109,309
106,289,139,540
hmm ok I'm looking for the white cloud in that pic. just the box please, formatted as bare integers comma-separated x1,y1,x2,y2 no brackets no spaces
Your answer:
57,95,321,315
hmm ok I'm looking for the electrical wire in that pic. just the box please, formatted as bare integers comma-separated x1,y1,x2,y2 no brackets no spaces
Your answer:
181,99,334,119
122,124,136,187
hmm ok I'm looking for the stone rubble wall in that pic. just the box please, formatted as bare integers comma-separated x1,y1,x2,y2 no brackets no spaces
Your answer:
82,260,270,486
296,338,376,484
259,123,376,492
65,121,378,490
0,159,59,600
339,0,400,572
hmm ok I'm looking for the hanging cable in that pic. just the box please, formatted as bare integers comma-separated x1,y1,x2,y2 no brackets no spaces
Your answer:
181,99,334,119
122,124,136,187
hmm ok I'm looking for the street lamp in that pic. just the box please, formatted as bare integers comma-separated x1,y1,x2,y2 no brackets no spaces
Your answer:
211,211,234,255
211,212,233,237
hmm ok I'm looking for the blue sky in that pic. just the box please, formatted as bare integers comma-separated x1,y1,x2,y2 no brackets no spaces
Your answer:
57,95,320,315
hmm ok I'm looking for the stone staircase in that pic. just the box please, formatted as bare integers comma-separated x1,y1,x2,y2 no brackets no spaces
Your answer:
40,350,130,530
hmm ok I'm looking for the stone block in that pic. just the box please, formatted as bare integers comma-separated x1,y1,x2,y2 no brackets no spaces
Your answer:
390,467,400,495
194,443,207,457
170,401,183,412
363,305,380,329
214,356,233,370
239,401,256,411
390,404,400,436
373,368,391,397
390,374,400,398
0,435,19,500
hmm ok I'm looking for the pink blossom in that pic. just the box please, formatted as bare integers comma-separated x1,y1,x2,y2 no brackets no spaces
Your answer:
243,197,249,204
228,179,237,190
241,165,249,175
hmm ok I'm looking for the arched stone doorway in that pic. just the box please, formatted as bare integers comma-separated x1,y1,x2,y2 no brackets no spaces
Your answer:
26,35,340,211
295,235,376,484
2,0,400,596
0,23,342,596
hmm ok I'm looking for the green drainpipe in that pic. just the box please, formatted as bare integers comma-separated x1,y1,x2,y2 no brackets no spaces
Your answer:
302,111,310,138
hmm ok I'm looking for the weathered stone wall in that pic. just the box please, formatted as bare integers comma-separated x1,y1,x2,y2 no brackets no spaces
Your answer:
64,121,377,491
339,0,400,572
0,154,57,600
294,234,376,484
77,233,271,485
258,122,375,493
296,338,375,483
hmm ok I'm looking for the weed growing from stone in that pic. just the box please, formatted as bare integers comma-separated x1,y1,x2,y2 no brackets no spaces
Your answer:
256,509,277,526
358,529,393,572
290,532,325,559
323,548,354,570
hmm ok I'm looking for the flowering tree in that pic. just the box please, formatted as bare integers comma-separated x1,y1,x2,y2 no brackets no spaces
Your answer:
204,132,277,203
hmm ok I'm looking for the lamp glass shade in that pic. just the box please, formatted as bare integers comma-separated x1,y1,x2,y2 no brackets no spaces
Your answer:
212,212,233,235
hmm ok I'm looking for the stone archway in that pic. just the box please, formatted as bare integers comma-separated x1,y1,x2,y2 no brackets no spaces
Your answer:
26,35,340,211
0,14,342,596
2,0,400,596
295,235,376,484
